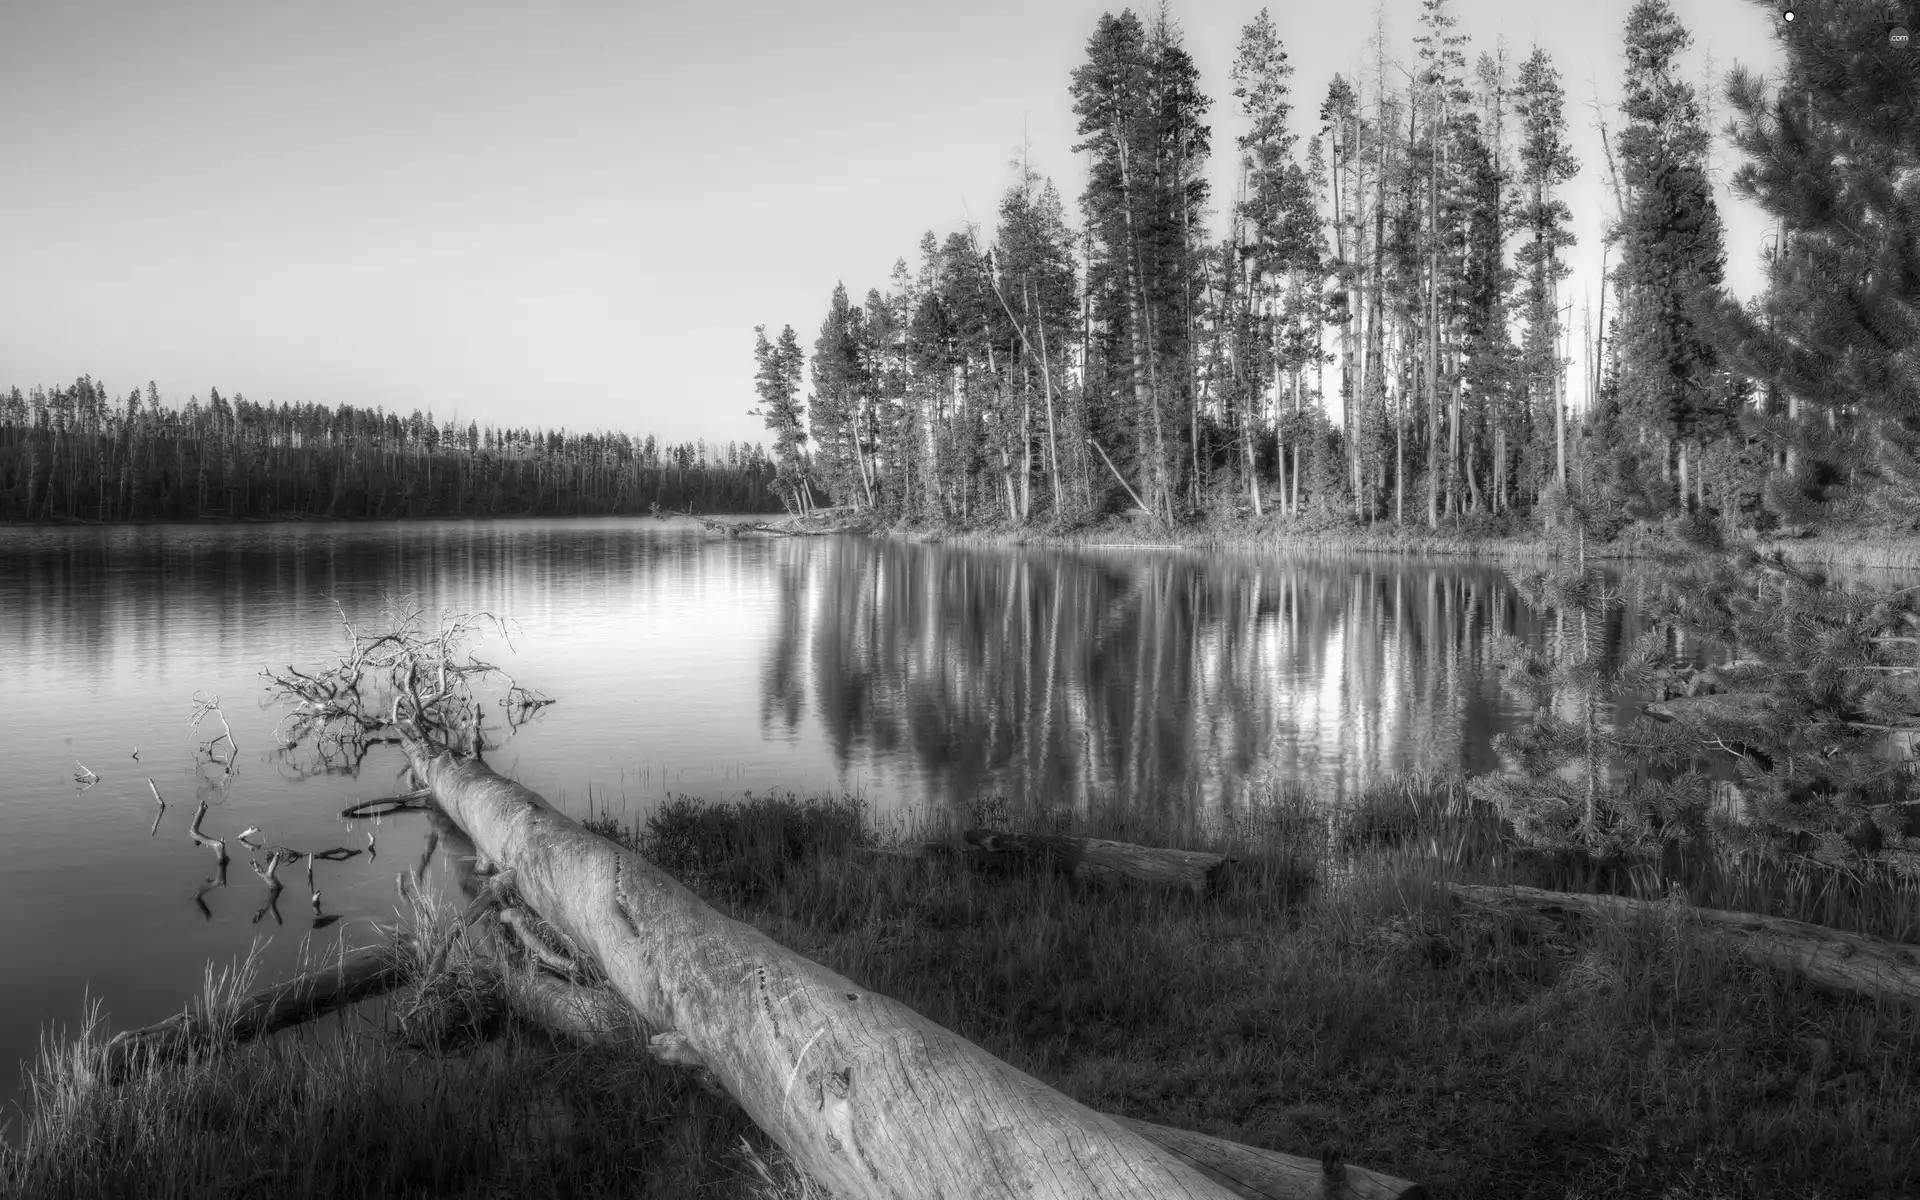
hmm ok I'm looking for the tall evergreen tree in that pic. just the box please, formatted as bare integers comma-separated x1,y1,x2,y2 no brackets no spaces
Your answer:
1706,0,1920,527
1609,0,1728,516
810,283,880,508
1069,7,1211,522
1512,46,1579,508
751,324,811,514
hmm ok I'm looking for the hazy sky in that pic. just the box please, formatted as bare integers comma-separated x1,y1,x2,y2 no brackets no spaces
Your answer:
1,0,1787,446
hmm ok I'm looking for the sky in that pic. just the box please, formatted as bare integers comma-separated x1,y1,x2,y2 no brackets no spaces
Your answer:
1,0,1792,447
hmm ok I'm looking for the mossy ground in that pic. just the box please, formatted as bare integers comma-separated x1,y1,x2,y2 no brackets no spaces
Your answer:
4,777,1917,1199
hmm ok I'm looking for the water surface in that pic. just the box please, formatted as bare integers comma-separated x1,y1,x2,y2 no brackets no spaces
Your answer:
2,517,1674,1130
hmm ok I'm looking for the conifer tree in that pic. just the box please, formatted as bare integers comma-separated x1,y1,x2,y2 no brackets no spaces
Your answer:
1705,0,1920,527
1609,0,1728,517
751,324,811,514
1070,7,1211,522
810,283,879,509
1512,46,1579,508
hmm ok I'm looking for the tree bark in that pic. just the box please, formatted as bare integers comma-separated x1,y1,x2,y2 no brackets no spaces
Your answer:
407,745,1246,1199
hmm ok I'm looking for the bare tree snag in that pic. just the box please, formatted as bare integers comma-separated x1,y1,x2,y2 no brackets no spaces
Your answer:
1445,883,1920,1004
98,942,409,1084
409,745,1259,1199
187,794,228,860
962,829,1236,896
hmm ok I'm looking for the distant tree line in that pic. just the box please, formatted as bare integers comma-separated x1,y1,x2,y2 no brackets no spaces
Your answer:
0,379,794,522
753,0,1917,538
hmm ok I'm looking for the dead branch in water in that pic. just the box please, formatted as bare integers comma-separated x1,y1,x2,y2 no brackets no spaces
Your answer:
340,788,433,820
187,796,229,866
189,693,238,776
262,596,553,772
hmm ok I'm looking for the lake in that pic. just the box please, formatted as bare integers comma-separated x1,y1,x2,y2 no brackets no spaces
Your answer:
1,516,1664,1131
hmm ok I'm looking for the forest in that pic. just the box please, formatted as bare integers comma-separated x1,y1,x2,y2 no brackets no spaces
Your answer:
751,0,1917,539
0,379,784,521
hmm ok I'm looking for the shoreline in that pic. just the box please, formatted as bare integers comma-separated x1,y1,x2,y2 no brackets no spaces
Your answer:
13,508,1920,574
868,511,1920,573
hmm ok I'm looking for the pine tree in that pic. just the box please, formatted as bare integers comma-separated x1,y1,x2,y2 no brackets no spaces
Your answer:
994,167,1081,519
809,283,879,509
1705,0,1920,528
1231,8,1322,519
1512,46,1579,509
1069,7,1211,523
1608,0,1728,518
751,324,810,514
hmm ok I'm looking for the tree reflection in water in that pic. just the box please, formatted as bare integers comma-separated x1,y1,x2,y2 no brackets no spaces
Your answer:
758,540,1661,830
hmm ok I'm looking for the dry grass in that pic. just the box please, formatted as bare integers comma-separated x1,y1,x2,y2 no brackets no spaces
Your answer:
7,775,1918,1198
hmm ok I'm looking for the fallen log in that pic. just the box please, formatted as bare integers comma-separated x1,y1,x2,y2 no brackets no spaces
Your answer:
963,829,1236,896
407,743,1360,1199
1444,883,1920,1005
1113,1118,1418,1200
423,809,1423,1199
98,941,409,1083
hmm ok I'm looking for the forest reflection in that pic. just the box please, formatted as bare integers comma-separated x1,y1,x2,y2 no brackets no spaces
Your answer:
761,539,1662,827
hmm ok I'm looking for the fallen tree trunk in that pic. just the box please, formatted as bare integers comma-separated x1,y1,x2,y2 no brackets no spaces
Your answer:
860,832,1235,896
408,744,1409,1199
962,829,1236,896
98,941,409,1083
423,810,1420,1199
1112,1118,1415,1200
1444,883,1920,1005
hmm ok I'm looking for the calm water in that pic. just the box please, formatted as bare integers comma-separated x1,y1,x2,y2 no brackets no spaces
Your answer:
1,517,1665,1130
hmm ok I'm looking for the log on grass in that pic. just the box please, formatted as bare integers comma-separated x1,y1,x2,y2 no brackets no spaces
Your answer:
965,828,1236,896
489,970,1425,1199
1444,883,1920,1004
1113,1117,1422,1200
435,826,1425,1200
99,941,408,1082
409,745,1262,1199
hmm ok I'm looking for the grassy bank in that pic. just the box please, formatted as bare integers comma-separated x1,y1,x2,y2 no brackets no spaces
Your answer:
5,778,1918,1198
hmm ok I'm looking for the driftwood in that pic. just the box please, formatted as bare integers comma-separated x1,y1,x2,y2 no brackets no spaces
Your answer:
860,832,1236,896
409,743,1372,1200
98,942,410,1083
1445,883,1920,1005
963,829,1236,896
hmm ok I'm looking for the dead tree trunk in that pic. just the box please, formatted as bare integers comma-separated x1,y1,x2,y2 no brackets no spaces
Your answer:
1445,883,1920,1005
426,808,1423,1200
407,744,1248,1199
960,829,1236,896
99,942,409,1083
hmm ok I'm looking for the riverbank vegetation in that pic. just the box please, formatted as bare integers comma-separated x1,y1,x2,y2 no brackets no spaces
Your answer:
6,780,1915,1198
